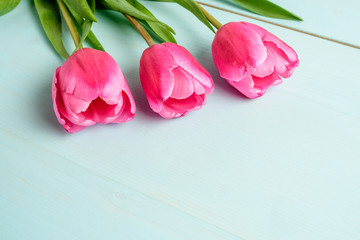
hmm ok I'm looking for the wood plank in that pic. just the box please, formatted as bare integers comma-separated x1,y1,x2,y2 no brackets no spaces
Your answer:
199,0,360,47
1,1,360,240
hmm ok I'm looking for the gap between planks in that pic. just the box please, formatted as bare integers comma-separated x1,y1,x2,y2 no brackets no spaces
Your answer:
198,2,360,50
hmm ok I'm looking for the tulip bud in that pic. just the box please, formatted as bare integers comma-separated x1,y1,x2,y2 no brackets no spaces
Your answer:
140,42,214,119
52,48,136,133
212,22,299,98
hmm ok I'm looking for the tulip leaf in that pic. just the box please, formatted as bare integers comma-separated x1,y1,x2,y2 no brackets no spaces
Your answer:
140,19,176,43
75,20,92,51
88,0,95,12
75,0,95,51
171,0,214,32
99,0,176,43
64,0,104,51
231,0,302,21
87,31,105,51
62,0,97,22
145,0,214,32
126,0,176,43
0,0,21,16
34,0,69,58
98,0,161,22
84,0,104,51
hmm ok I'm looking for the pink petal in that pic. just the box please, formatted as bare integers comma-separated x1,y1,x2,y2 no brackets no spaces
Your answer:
140,44,177,102
101,74,136,118
170,66,194,99
226,72,266,99
241,22,299,72
79,92,132,125
61,91,95,126
212,22,267,82
58,48,124,102
112,91,136,123
249,48,275,78
164,42,214,91
264,41,298,78
52,69,87,133
253,73,281,89
159,94,206,119
86,97,118,124
191,76,208,95
62,93,91,113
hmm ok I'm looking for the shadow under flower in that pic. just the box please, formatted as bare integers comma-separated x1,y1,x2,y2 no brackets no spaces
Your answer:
35,81,67,134
123,67,167,122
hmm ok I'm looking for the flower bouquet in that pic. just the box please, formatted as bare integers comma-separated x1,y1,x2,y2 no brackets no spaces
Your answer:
1,0,300,133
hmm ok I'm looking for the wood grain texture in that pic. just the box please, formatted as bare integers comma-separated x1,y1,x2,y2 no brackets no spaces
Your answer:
199,0,360,47
1,1,360,240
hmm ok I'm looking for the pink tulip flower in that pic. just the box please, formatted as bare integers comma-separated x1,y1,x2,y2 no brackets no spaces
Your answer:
140,42,214,119
212,22,299,98
52,48,136,133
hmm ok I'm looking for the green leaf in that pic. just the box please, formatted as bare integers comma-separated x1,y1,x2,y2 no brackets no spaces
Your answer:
87,31,105,51
145,0,214,32
98,0,161,22
87,0,95,12
0,0,21,16
141,19,176,43
85,0,104,51
62,0,97,22
231,0,302,21
75,20,92,51
126,0,176,43
172,0,214,32
98,0,176,43
64,0,104,51
34,0,69,58
74,0,95,51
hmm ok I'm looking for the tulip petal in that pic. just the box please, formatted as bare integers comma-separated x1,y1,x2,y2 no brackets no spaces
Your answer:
265,41,288,75
230,22,268,68
101,75,136,119
80,92,134,124
61,91,95,126
52,68,87,133
84,97,118,124
52,48,136,132
112,92,136,123
249,48,275,78
160,94,206,119
164,42,214,90
140,44,176,102
58,48,123,102
191,76,208,95
264,41,298,78
226,72,266,98
212,22,298,98
62,93,91,113
253,73,281,89
140,43,213,119
165,95,199,110
241,22,299,75
170,66,194,99
212,22,267,82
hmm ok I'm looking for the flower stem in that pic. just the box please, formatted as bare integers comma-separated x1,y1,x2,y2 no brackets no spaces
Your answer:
124,14,155,47
56,0,82,48
197,2,223,30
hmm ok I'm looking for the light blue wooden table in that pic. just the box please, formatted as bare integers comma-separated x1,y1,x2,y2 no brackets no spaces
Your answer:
1,1,360,240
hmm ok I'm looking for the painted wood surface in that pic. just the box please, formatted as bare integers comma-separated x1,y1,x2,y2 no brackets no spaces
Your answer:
1,1,360,240
199,0,360,48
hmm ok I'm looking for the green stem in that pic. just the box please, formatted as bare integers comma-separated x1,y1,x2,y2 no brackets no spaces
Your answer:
56,0,82,48
197,2,223,30
124,14,155,47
